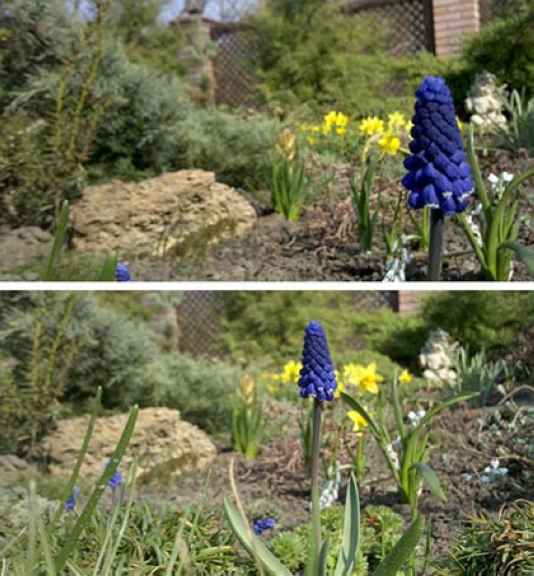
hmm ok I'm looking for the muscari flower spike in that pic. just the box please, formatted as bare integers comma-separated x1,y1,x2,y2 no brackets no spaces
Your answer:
402,76,474,215
253,517,277,535
298,321,337,402
115,262,131,282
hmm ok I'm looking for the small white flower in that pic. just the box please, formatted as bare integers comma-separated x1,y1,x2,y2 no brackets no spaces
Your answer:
488,173,499,185
502,172,514,183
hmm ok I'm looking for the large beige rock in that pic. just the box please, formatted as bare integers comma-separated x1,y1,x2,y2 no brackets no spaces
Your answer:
70,170,257,257
42,408,217,484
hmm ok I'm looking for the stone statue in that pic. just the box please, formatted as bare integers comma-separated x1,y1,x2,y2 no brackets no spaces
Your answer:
465,72,508,132
183,0,205,15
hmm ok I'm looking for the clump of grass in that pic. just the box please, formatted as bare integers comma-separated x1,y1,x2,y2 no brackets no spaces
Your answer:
445,500,534,575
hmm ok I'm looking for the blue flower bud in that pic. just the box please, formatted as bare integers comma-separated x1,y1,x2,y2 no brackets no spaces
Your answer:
253,517,277,535
115,262,131,282
298,321,337,402
402,76,474,215
64,486,80,512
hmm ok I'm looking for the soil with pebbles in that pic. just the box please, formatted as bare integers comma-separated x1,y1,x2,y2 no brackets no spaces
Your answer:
133,152,533,282
139,396,533,567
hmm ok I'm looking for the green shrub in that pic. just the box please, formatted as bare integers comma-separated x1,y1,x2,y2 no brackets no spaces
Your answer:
0,0,78,109
174,106,280,191
219,293,428,372
422,292,534,356
0,295,78,455
249,0,446,117
154,354,243,435
219,292,364,367
0,293,174,414
445,6,534,107
346,309,428,370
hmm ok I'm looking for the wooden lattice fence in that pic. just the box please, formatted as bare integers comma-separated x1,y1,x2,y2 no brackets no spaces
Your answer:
209,0,436,106
347,0,435,54
176,291,402,358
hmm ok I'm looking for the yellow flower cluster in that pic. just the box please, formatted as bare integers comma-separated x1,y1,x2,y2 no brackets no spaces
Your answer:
358,112,412,157
347,410,368,433
265,360,302,395
300,110,350,145
335,362,383,398
322,111,349,136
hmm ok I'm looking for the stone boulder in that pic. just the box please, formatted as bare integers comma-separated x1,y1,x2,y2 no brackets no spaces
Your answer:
41,408,217,484
0,226,52,274
70,170,257,257
0,455,36,486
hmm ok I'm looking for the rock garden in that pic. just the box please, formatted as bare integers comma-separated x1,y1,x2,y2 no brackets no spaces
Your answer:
1,291,532,574
0,1,533,281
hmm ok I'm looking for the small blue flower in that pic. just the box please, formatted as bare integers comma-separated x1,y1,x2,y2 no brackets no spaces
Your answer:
115,262,131,282
402,75,474,215
107,469,123,490
298,321,337,402
105,461,123,490
253,517,277,535
64,486,80,512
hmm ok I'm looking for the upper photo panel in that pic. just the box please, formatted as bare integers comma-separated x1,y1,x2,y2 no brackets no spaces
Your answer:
0,0,532,282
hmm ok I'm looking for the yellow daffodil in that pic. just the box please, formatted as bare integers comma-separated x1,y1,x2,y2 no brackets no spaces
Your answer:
399,369,413,385
378,132,401,156
323,111,349,136
280,360,302,385
456,116,465,132
240,374,256,405
359,116,385,136
347,410,368,433
334,380,346,399
387,112,406,131
341,363,382,394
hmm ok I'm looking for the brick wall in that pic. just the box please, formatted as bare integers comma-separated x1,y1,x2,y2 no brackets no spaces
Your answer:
396,291,426,314
432,0,480,56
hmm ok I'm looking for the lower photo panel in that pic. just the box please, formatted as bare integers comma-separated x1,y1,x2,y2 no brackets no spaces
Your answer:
0,290,532,575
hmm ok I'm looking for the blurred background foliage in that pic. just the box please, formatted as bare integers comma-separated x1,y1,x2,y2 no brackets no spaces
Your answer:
1,291,532,455
1,0,532,228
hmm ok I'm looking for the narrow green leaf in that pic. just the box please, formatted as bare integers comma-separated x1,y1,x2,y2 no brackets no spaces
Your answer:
373,515,424,576
500,241,534,277
391,375,406,441
340,393,381,438
223,499,292,576
50,387,102,531
334,474,360,576
55,405,139,572
318,540,329,576
413,463,447,502
97,254,118,282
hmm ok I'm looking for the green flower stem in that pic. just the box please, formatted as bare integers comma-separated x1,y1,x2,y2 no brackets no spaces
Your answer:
307,398,323,576
428,208,444,281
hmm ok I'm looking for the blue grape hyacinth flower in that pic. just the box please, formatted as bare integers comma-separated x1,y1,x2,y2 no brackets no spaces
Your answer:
402,76,474,215
253,517,277,535
298,321,337,402
115,262,131,282
107,469,123,490
64,486,80,512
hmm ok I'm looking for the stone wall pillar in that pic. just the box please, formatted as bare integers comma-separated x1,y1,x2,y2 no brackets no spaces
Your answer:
432,0,480,57
175,15,216,106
